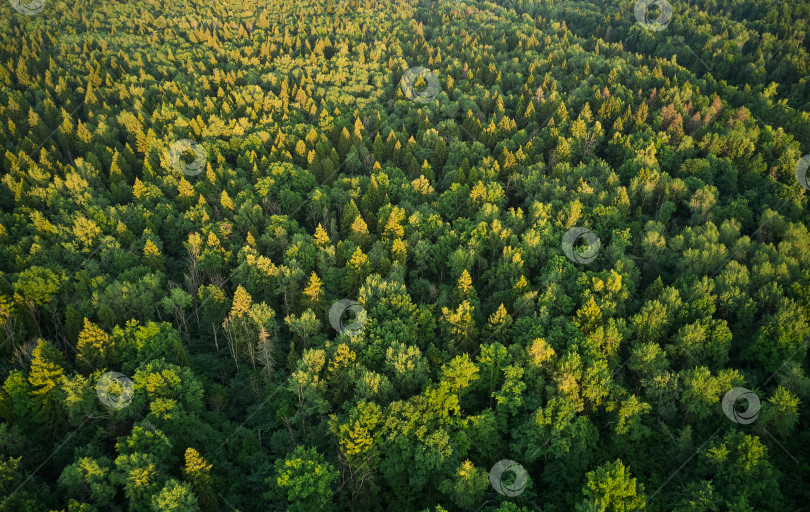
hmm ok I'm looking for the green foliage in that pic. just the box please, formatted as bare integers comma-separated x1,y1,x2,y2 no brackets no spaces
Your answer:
151,479,201,512
267,446,338,512
0,0,808,510
579,459,645,511
58,457,116,507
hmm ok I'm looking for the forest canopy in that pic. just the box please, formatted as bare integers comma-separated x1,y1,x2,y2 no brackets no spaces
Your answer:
0,0,808,510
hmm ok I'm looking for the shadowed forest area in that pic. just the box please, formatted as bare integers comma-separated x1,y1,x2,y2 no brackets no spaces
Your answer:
0,0,809,510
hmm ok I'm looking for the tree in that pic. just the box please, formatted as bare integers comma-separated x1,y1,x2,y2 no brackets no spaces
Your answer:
152,479,201,512
328,400,383,506
477,342,509,405
760,386,800,437
285,309,321,351
697,430,783,509
616,395,651,437
267,446,338,512
159,288,193,342
58,457,116,507
1,1,810,510
579,459,645,512
441,301,478,353
302,272,324,310
493,365,526,416
76,319,116,369
28,339,67,439
679,367,740,420
748,298,809,372
344,247,371,295
223,286,277,373
384,342,430,397
289,348,329,435
183,448,216,512
439,459,489,510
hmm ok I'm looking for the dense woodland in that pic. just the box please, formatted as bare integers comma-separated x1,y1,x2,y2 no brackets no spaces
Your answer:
0,0,809,510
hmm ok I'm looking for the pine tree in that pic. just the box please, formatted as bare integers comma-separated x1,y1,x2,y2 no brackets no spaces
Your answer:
302,272,324,310
441,301,478,353
344,247,370,295
349,215,370,247
314,223,331,247
184,448,216,512
77,318,115,368
143,239,164,271
485,303,512,340
338,126,352,158
28,339,67,439
453,269,477,304
341,200,361,236
220,190,234,211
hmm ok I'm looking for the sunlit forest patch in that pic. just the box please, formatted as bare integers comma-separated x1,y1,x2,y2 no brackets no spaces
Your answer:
0,0,808,510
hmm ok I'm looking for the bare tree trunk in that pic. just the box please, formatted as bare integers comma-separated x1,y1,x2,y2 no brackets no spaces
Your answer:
223,317,239,371
257,328,275,381
211,322,220,351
